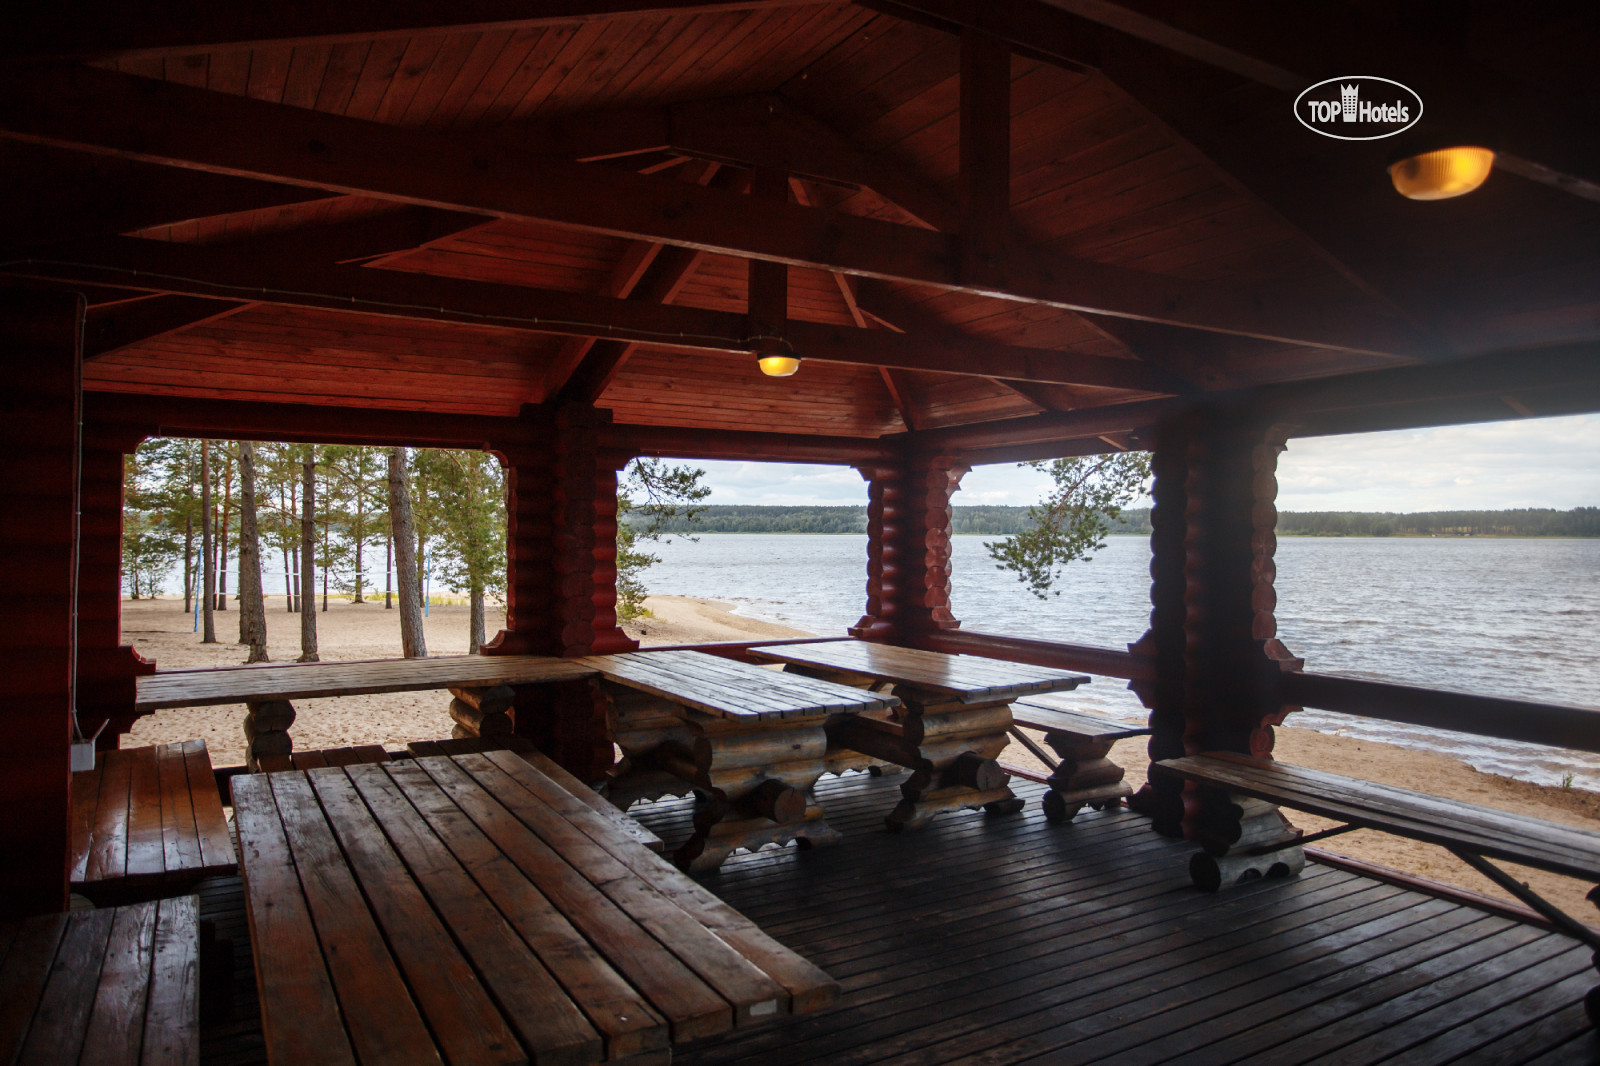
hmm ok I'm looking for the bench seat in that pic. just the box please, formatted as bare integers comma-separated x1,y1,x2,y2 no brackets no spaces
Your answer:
71,740,236,904
0,896,199,1064
1158,750,1600,1022
255,743,392,773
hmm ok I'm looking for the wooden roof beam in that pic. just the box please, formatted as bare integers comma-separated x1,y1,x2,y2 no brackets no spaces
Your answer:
11,234,1178,391
5,0,823,62
0,63,1428,358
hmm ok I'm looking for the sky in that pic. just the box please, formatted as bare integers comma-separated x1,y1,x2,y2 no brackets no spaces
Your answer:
681,412,1600,512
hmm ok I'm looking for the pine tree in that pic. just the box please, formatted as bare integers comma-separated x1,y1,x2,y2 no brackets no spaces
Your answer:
237,441,269,662
388,447,427,658
417,449,507,652
298,445,319,662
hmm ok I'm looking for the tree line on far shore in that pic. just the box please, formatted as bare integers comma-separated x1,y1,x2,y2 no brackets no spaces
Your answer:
632,505,1599,538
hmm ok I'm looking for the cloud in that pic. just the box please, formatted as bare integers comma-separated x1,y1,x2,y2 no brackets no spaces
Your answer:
681,413,1599,512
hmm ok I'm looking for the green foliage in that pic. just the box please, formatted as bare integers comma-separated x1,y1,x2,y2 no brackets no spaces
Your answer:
985,452,1152,599
1277,507,1600,537
413,449,508,601
633,504,1156,536
616,457,710,622
123,445,184,598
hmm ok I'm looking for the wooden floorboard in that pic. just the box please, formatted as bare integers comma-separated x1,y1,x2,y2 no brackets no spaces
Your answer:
194,771,1598,1066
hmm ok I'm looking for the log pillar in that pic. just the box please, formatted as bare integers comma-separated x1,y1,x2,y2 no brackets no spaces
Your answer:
484,402,636,783
79,418,156,748
0,288,83,917
850,454,969,642
1130,407,1305,883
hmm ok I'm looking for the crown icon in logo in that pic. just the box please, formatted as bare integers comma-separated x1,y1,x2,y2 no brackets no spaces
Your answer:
1340,84,1359,121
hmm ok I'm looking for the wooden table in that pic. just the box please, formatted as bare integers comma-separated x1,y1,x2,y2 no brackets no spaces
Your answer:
748,641,1089,831
70,739,237,904
0,896,199,1065
232,751,836,1066
582,650,900,870
137,654,597,769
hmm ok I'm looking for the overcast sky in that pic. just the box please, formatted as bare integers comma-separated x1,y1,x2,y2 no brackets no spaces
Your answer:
683,412,1600,512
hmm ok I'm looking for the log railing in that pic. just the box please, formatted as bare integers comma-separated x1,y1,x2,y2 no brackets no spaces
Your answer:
633,635,855,664
912,629,1156,683
1282,672,1600,756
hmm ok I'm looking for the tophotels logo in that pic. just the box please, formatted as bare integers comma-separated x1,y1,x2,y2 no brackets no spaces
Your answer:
1294,76,1423,140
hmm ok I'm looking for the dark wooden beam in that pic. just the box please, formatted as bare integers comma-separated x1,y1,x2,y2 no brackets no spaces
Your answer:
959,30,1012,275
746,166,791,365
79,207,494,360
5,0,822,61
83,392,537,450
604,424,897,464
11,234,1183,390
0,63,1427,357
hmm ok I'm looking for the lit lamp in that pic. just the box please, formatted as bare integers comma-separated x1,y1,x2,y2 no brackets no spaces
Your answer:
1388,146,1495,201
752,336,801,378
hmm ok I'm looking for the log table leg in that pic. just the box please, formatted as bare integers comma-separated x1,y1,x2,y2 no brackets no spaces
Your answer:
1589,886,1600,1023
826,695,1019,832
603,685,841,871
244,699,295,771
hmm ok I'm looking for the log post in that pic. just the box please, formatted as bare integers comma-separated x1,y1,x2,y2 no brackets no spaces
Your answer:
0,288,83,917
78,414,157,748
1132,405,1306,886
850,452,969,643
448,684,516,738
482,403,637,782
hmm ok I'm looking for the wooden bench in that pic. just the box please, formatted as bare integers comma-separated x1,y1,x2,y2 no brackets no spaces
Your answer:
748,640,1089,831
136,654,598,770
409,734,665,854
70,739,237,905
255,743,393,774
1158,751,1600,1022
583,650,899,869
0,896,199,1064
1007,700,1152,823
232,751,836,1064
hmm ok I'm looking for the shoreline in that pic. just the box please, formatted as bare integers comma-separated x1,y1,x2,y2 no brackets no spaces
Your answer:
121,593,1597,916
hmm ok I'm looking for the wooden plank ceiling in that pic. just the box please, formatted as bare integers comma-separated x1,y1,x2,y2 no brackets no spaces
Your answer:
4,1,1598,436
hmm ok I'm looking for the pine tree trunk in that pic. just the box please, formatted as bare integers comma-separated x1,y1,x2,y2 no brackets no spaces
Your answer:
321,517,330,612
290,547,300,613
298,446,319,662
217,455,232,611
388,447,427,658
183,515,193,614
384,537,393,609
352,532,364,603
200,440,216,643
469,581,485,654
281,482,294,612
238,442,269,662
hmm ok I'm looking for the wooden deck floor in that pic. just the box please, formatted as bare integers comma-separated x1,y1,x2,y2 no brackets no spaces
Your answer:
197,772,1597,1065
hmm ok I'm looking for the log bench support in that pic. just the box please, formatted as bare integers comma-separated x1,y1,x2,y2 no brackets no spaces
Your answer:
1187,791,1305,892
1009,702,1153,824
243,699,295,772
606,685,841,871
448,684,516,739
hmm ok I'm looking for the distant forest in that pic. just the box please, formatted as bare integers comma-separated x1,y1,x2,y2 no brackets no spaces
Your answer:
630,506,1600,537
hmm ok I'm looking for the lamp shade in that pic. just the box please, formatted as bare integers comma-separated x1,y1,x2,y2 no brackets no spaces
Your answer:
757,354,801,377
1388,146,1494,200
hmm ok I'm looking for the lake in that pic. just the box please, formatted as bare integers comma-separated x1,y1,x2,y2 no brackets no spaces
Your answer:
639,533,1600,791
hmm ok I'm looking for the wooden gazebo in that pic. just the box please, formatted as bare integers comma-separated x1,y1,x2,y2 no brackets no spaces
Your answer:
3,3,1599,1061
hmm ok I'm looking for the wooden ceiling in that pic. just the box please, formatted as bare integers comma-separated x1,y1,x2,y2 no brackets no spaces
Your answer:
4,0,1599,441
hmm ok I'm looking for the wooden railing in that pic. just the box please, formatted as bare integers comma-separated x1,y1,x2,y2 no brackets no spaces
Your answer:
913,629,1155,682
633,635,854,664
1282,672,1600,756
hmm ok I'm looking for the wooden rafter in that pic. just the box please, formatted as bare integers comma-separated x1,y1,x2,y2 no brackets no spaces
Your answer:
0,63,1427,358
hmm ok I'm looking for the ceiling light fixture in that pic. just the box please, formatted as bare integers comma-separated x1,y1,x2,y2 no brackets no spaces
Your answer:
1388,146,1495,201
751,335,801,377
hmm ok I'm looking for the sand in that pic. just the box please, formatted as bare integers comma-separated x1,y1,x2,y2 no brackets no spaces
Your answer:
121,594,1597,919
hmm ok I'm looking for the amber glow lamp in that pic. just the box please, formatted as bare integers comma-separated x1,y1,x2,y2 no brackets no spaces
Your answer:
1388,146,1495,200
752,336,801,377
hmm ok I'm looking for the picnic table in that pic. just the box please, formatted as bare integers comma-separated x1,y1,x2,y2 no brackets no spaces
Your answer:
581,650,900,870
70,739,236,904
748,641,1089,831
231,751,836,1065
136,654,597,769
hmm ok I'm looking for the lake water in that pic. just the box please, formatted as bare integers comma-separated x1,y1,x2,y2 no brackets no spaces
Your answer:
641,534,1600,791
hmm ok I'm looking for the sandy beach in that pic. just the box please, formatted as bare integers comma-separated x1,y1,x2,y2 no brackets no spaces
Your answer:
122,594,1598,917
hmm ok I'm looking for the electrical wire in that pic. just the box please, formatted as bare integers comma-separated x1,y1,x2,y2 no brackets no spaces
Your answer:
0,257,765,349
